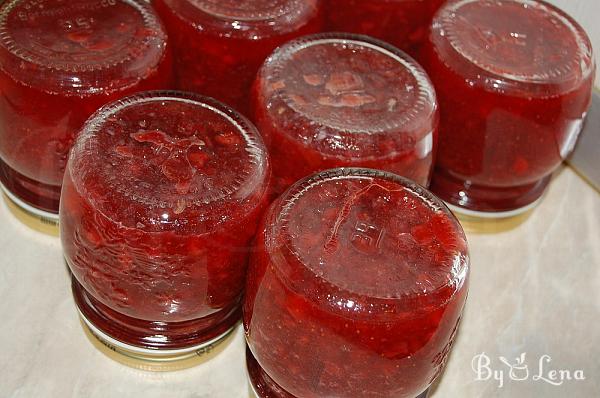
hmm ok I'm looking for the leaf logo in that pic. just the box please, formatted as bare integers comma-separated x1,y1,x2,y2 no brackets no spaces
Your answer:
499,352,529,381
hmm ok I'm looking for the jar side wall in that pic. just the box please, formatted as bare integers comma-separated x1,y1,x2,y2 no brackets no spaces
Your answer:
421,38,595,190
250,35,440,195
0,50,173,187
155,0,323,114
324,0,446,56
254,98,436,194
61,164,267,324
244,225,469,397
156,0,324,39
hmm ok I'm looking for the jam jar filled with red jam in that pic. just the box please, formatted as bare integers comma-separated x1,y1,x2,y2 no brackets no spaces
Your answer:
154,0,323,115
60,91,270,369
324,0,446,56
0,0,172,232
244,168,469,398
421,0,595,218
252,33,438,197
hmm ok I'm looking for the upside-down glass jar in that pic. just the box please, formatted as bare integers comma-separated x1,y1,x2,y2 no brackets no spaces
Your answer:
60,91,270,370
324,0,446,56
0,0,172,233
252,33,438,197
153,0,324,115
244,168,469,398
421,0,595,218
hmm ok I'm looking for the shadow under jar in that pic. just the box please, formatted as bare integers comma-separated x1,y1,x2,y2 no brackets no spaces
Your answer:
252,33,438,197
244,168,469,398
324,0,446,57
421,0,595,218
153,0,324,116
0,0,172,228
60,91,270,366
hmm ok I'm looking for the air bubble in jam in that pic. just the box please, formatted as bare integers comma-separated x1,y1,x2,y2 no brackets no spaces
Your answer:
154,0,323,114
252,34,439,196
244,168,469,398
0,0,172,215
421,0,595,214
61,92,270,349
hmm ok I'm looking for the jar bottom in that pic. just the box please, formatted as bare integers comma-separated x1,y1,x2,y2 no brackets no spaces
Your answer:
0,159,61,214
246,346,430,398
72,277,241,360
430,169,550,217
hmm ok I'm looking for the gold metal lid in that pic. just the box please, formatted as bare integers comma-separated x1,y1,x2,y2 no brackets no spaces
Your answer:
79,316,236,372
446,202,537,234
2,193,59,236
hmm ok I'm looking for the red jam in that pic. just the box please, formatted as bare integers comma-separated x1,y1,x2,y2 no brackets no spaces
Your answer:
324,0,446,56
154,0,323,115
252,33,438,197
244,168,469,398
61,92,270,349
421,0,595,215
0,0,172,216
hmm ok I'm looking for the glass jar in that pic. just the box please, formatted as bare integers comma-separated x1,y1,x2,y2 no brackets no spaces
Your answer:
61,91,271,368
421,0,595,218
244,168,469,397
324,0,446,56
0,0,173,231
154,0,324,115
252,33,438,197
